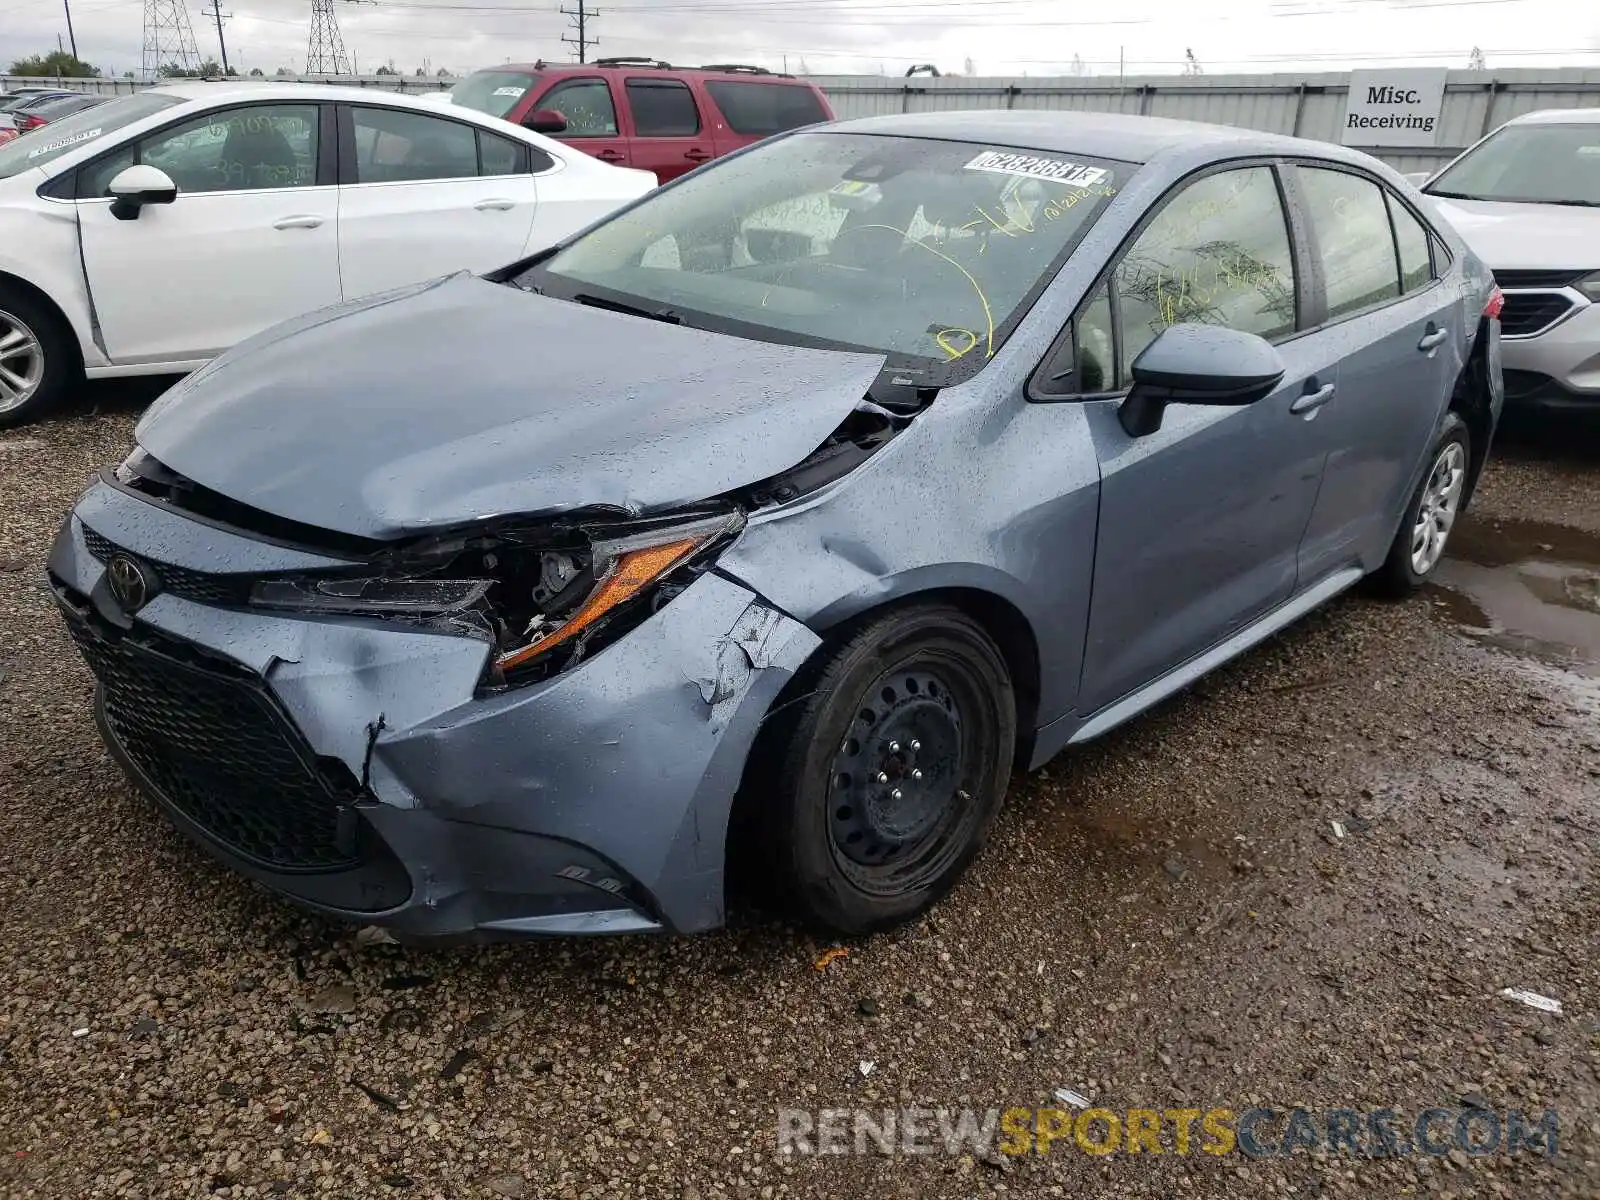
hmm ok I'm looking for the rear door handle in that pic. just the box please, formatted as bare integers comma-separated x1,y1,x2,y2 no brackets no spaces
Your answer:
1289,382,1336,415
1418,325,1449,352
273,215,324,230
474,198,517,211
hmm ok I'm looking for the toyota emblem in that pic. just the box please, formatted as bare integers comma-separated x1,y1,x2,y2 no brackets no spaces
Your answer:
106,555,154,614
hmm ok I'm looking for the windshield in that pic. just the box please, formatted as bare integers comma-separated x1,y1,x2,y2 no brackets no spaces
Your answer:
1426,122,1600,206
0,91,182,179
524,132,1123,381
451,70,541,119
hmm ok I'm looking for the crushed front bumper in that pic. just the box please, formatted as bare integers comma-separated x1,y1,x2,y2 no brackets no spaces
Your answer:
49,478,820,938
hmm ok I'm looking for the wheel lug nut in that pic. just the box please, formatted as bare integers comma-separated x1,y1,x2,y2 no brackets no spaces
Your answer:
888,741,901,753
910,739,921,752
912,769,923,781
876,772,889,784
891,788,903,802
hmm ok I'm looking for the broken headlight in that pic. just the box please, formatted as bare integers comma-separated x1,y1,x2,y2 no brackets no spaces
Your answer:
248,510,744,687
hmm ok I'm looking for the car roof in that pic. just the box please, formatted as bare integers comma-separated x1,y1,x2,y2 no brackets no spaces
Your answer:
816,109,1374,168
146,80,497,108
1505,108,1600,126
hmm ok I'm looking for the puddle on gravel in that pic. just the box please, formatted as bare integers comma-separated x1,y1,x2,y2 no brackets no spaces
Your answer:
1430,516,1600,686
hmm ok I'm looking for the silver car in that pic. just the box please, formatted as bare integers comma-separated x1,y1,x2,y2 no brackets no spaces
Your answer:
1420,109,1600,412
50,111,1504,939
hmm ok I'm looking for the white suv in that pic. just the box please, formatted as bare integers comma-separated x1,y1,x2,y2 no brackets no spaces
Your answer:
1420,109,1600,413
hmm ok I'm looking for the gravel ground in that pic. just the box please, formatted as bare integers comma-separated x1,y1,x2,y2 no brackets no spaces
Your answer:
1,387,1597,1199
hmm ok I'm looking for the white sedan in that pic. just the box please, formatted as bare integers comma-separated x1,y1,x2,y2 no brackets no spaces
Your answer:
0,82,656,425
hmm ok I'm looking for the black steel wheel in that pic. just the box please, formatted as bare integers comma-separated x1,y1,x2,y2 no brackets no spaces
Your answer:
745,604,1016,935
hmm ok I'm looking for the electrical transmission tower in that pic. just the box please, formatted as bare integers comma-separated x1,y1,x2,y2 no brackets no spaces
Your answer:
307,0,352,75
561,0,597,63
141,0,203,81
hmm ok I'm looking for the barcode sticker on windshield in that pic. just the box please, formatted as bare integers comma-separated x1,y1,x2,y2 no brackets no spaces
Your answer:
492,86,526,97
27,127,102,159
964,150,1109,189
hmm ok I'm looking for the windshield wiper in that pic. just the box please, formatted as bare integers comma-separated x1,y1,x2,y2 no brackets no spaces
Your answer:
573,293,683,325
1424,188,1598,208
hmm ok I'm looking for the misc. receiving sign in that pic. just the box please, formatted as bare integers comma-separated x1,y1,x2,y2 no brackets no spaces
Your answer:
1341,69,1449,147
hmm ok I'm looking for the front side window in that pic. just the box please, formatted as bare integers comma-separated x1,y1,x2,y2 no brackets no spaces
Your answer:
88,104,319,196
351,107,477,183
1298,167,1401,320
524,132,1124,382
0,91,182,181
1426,121,1600,207
625,80,701,138
1115,166,1296,375
539,79,618,138
705,81,828,136
1387,193,1434,294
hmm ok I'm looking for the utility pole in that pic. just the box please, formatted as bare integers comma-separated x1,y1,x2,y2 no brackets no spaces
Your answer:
62,0,78,60
201,2,232,74
560,0,597,64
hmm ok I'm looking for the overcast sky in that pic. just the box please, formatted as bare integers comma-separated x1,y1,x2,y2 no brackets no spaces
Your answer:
3,0,1599,80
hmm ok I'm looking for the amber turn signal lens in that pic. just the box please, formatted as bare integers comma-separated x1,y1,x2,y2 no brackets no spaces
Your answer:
496,536,703,670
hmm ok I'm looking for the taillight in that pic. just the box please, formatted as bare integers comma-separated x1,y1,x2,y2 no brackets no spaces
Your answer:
17,114,46,131
1484,286,1505,321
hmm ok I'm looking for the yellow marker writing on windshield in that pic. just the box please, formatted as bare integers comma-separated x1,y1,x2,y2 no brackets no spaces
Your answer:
935,328,979,361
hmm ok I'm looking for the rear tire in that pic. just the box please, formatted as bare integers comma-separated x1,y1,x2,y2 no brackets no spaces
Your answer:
747,605,1016,936
0,284,76,428
1369,412,1470,597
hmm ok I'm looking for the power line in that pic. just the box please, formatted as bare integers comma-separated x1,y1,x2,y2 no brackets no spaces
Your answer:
561,0,597,63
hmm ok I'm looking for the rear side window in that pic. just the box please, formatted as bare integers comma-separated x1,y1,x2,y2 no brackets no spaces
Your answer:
625,80,700,137
479,129,535,175
1387,193,1434,294
351,107,477,183
1298,167,1401,319
1116,165,1297,375
705,81,828,136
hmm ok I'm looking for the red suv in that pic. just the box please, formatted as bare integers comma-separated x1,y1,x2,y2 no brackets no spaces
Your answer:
448,58,835,183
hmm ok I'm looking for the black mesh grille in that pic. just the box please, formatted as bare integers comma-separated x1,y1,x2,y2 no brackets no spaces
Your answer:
1500,292,1575,338
67,611,361,871
80,523,252,607
1492,268,1585,290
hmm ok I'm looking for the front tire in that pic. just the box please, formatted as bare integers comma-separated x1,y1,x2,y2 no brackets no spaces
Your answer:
0,286,76,428
749,605,1016,936
1369,412,1470,597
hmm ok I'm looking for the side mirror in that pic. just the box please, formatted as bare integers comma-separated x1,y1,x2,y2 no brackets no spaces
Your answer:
522,108,568,135
1119,324,1286,437
108,164,177,222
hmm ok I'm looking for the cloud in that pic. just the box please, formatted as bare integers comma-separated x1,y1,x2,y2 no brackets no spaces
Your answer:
2,0,1596,80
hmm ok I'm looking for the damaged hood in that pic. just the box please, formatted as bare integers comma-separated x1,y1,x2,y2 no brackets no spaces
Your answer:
135,273,888,540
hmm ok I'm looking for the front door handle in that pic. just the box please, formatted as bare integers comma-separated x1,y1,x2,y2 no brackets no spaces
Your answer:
595,149,625,162
273,215,324,230
1417,325,1449,352
684,148,711,161
474,198,517,211
1289,382,1336,415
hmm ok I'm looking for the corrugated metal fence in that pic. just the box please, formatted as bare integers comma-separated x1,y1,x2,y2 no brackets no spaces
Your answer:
808,68,1600,174
7,66,1600,173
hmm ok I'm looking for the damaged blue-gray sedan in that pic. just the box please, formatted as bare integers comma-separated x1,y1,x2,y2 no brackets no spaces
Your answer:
50,111,1504,938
